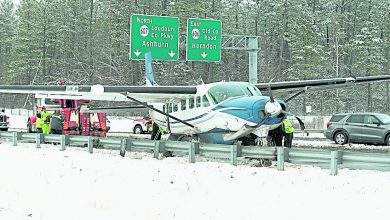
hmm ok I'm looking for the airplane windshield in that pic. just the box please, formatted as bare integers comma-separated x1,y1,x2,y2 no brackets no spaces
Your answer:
208,83,262,104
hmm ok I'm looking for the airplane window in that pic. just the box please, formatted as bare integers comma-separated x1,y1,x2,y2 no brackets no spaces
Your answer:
168,103,172,113
202,95,210,107
180,100,186,110
196,96,201,108
173,103,178,112
163,105,166,113
189,97,195,109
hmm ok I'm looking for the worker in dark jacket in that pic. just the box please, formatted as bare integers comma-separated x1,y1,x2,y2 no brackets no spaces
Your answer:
50,110,63,135
268,124,285,160
267,124,284,147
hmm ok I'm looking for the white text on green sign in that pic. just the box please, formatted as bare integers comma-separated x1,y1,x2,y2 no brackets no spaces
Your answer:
186,18,222,62
130,15,179,60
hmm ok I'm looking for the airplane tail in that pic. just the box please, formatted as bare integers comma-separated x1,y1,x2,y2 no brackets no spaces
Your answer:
145,52,157,86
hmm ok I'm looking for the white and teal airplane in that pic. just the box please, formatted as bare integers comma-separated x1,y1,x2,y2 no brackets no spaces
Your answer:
0,53,389,145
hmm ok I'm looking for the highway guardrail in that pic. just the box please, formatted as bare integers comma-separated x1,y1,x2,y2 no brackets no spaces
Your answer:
0,131,389,175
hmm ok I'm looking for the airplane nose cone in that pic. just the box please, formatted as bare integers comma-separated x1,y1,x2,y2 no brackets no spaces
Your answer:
265,100,283,117
252,97,286,124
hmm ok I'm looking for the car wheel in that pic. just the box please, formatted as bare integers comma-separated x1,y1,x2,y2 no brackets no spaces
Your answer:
334,131,347,145
385,135,390,146
133,125,143,134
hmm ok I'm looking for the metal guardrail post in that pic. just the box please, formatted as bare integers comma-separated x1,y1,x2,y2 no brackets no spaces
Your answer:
230,145,238,166
88,137,93,153
154,141,161,159
189,142,196,163
64,135,70,145
120,139,133,157
337,150,343,164
12,132,18,146
126,139,132,152
331,151,339,175
192,141,200,154
236,143,242,157
120,139,126,157
284,147,290,162
60,135,66,151
277,147,285,171
35,133,43,148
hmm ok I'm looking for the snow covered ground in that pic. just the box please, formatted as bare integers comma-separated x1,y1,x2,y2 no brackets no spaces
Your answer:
0,142,390,220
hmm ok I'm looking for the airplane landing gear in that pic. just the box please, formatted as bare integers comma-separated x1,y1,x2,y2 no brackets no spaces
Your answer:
246,158,273,167
238,134,258,146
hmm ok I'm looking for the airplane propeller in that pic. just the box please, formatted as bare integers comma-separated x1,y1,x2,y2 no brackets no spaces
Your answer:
263,79,305,130
264,79,283,118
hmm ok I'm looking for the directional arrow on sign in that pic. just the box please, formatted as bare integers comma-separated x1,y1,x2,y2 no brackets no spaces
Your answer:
134,50,141,57
168,51,175,58
201,52,208,59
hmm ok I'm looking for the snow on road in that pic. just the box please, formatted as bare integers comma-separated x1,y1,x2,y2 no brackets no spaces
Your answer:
0,142,389,220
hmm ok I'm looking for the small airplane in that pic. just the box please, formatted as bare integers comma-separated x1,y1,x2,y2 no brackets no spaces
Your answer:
0,52,390,146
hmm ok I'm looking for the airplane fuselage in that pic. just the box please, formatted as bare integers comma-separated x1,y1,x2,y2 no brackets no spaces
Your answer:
150,81,286,144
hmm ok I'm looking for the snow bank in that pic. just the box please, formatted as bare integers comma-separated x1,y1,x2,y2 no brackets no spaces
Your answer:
0,143,389,220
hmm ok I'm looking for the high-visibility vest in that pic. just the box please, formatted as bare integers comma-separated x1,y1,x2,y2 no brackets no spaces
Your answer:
36,117,44,129
159,127,165,135
283,119,295,133
41,111,52,124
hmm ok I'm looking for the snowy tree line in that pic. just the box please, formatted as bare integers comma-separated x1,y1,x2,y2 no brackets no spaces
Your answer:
0,0,389,115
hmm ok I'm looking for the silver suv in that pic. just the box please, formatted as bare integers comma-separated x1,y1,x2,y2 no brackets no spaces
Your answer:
325,112,390,145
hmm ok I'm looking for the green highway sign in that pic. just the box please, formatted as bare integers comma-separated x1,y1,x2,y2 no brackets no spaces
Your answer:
130,14,179,60
186,18,222,62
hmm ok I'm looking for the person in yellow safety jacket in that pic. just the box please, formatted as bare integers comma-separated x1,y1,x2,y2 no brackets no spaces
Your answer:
283,118,295,148
40,107,53,134
159,127,165,135
35,112,44,133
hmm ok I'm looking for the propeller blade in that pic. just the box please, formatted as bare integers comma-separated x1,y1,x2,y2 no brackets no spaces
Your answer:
281,110,305,130
294,116,306,130
268,83,274,103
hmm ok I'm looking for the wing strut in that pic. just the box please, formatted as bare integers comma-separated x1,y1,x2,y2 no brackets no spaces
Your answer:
284,88,307,103
125,93,195,129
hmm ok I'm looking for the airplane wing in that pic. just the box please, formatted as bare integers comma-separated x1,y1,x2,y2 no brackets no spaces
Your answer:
256,75,390,95
0,85,197,103
0,75,389,103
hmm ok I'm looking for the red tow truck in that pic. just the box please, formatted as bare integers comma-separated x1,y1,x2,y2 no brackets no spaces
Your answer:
27,83,109,136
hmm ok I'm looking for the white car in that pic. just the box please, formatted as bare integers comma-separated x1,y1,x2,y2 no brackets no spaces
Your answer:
132,117,152,134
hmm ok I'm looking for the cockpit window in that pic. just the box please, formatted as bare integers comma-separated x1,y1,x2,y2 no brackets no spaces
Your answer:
208,83,262,104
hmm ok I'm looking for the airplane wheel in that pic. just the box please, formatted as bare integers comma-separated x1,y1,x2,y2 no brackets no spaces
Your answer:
239,134,257,146
163,151,174,157
133,125,143,134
